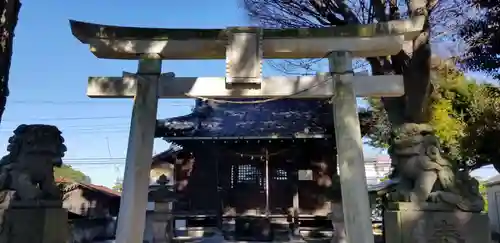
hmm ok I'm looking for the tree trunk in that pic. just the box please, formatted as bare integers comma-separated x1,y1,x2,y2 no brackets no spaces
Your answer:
367,2,484,211
0,0,21,125
369,4,433,128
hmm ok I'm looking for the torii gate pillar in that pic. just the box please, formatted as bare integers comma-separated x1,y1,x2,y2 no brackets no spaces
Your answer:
330,52,374,243
116,54,161,243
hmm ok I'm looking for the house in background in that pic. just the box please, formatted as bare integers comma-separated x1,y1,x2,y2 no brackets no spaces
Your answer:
57,178,121,243
363,156,392,185
485,175,500,237
150,147,177,185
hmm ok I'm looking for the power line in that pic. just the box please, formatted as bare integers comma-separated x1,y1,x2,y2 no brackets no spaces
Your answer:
64,157,126,166
0,125,131,131
0,123,132,132
64,162,124,166
1,111,190,123
64,157,126,161
7,100,193,106
66,163,124,166
2,116,129,122
56,123,131,128
0,130,133,136
9,100,129,105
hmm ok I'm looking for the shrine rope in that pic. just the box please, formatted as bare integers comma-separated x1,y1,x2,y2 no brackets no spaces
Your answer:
184,75,336,104
224,148,293,159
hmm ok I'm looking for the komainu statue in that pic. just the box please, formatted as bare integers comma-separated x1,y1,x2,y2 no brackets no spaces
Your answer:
0,124,67,205
384,123,484,212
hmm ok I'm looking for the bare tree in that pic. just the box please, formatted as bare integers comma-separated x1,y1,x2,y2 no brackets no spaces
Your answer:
0,0,21,124
242,0,468,151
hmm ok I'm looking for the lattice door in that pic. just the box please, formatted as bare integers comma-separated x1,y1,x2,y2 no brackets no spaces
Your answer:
229,162,266,213
268,158,293,213
231,164,265,189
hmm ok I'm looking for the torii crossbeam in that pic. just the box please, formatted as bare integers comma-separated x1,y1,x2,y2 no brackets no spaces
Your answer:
69,16,424,243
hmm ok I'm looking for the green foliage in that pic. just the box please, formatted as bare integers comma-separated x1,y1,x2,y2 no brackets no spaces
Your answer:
427,66,469,160
363,61,470,154
54,164,91,183
479,182,488,212
430,99,464,154
112,180,123,192
363,60,500,169
461,85,500,169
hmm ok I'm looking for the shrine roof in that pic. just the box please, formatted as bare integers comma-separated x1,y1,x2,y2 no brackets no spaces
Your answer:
155,98,333,139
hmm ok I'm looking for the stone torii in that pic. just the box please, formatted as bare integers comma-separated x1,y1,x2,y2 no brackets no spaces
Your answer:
69,17,424,243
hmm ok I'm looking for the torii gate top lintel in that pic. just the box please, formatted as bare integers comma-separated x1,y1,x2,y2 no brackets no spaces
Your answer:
69,16,424,60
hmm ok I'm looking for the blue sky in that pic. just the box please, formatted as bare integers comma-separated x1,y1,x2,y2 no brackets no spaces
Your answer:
0,0,495,187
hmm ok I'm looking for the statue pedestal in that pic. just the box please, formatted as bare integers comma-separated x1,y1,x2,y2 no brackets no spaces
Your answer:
384,204,490,243
0,208,68,243
149,202,174,243
146,182,176,243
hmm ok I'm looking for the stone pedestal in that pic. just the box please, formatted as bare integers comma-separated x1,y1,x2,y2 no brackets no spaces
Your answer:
146,176,177,243
384,208,491,243
148,202,174,243
0,208,68,243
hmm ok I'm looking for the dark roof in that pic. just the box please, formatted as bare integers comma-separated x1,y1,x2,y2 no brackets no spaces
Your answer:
152,145,182,160
156,98,333,138
151,145,185,167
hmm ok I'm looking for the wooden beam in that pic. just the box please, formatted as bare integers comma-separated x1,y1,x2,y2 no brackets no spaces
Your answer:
329,52,374,243
87,73,404,98
69,16,425,60
84,35,406,59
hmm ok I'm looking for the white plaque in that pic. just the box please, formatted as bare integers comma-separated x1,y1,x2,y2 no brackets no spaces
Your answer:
225,28,262,84
175,219,186,229
298,170,313,181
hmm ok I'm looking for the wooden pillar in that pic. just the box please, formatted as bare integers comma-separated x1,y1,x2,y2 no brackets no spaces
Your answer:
214,149,223,229
264,148,270,216
330,202,347,243
291,172,300,237
329,52,374,243
116,54,161,243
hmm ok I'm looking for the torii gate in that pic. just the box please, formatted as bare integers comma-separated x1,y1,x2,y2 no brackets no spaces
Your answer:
69,17,424,243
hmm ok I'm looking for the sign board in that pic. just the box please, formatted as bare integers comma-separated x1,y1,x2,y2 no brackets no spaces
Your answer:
225,28,262,85
298,170,313,181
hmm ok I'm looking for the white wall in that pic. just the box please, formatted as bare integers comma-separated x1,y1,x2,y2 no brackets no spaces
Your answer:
150,163,174,185
487,183,500,233
337,156,391,185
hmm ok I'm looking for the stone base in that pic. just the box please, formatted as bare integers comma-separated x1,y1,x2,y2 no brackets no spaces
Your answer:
143,204,174,243
0,208,68,243
384,210,491,243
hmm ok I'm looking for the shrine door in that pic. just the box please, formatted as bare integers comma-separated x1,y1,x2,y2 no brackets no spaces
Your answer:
268,153,294,214
230,159,266,214
229,154,293,215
